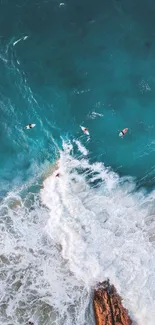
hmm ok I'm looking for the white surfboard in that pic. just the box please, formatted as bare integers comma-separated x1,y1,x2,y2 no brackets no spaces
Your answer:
25,124,36,129
80,126,89,136
119,131,123,137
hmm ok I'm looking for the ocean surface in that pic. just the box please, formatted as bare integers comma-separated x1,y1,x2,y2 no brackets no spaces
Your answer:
1,0,155,324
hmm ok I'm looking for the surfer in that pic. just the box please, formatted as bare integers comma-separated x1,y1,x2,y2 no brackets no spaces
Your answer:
80,126,90,135
119,128,128,137
25,124,36,129
83,128,88,134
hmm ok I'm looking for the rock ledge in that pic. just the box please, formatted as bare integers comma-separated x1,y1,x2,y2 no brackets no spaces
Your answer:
93,280,132,325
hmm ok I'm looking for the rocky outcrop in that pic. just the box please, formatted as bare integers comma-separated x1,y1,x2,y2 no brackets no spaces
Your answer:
93,280,132,325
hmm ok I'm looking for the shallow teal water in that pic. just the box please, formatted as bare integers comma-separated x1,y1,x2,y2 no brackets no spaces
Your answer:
1,0,155,195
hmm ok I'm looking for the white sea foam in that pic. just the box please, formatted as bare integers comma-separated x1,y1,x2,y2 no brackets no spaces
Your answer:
73,139,89,156
13,36,28,46
88,111,104,119
139,79,151,93
1,140,155,325
41,140,155,325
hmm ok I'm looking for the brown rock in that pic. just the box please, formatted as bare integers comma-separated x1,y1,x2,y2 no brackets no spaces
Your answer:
93,280,132,325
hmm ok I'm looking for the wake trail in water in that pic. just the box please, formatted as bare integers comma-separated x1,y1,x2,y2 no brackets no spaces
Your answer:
13,36,28,47
1,139,155,325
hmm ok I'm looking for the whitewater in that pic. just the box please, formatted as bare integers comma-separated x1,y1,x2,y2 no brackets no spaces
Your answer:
0,139,155,325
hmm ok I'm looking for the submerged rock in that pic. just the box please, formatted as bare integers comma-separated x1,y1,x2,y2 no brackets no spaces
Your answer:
93,280,132,325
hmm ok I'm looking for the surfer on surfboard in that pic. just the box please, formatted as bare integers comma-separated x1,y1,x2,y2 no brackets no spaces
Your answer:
119,128,128,137
80,126,89,135
25,124,36,129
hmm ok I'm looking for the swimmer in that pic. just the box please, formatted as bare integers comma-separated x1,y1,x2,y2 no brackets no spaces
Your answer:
55,172,60,177
119,128,128,137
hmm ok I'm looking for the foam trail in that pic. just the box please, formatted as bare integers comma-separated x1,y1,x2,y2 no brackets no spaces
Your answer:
73,139,89,156
13,37,23,46
13,36,28,46
89,111,104,119
41,140,155,325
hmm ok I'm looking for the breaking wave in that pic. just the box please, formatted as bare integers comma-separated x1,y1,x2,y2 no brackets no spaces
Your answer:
1,140,155,325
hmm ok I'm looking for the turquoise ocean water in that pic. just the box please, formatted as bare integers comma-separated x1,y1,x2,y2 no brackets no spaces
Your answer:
1,0,155,193
1,1,155,324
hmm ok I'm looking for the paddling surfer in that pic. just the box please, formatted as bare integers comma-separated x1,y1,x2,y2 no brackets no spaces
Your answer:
119,128,128,137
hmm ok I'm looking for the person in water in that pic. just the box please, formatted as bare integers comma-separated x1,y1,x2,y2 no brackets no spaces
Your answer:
84,128,88,133
82,127,89,135
29,124,33,128
119,128,128,137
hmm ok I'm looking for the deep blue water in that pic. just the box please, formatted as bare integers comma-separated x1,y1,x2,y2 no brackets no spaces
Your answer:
1,0,155,195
